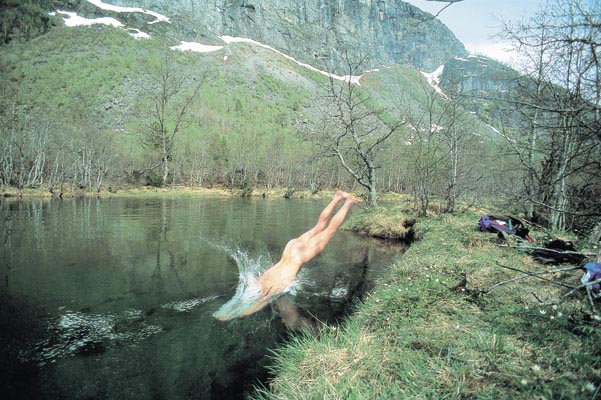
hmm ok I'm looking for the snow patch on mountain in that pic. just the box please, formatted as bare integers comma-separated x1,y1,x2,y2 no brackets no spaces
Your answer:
170,35,368,85
220,36,363,85
85,0,170,25
420,65,448,99
50,11,123,28
486,123,516,143
50,11,151,39
51,2,377,85
170,41,224,52
128,28,151,40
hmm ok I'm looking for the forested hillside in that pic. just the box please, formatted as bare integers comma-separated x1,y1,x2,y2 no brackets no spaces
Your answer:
0,0,599,237
1,0,67,44
0,6,500,202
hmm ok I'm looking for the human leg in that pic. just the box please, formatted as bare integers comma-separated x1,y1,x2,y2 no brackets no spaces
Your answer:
296,190,348,242
255,194,360,307
292,196,361,264
320,196,360,238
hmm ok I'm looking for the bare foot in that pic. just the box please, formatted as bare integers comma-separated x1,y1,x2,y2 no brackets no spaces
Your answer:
347,194,363,204
334,190,348,201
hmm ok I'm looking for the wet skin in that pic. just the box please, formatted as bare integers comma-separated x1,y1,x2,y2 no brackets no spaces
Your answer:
215,191,362,320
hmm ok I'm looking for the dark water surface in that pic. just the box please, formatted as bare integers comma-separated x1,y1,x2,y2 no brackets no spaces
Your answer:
0,195,402,399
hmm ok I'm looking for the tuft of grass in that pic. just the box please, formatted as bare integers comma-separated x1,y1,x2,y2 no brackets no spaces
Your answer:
344,206,413,241
255,210,601,399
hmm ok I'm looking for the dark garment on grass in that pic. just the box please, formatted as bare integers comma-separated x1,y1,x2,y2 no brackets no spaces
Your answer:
533,239,586,265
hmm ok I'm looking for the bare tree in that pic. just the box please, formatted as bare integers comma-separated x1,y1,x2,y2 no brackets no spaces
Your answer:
144,56,202,185
298,53,405,206
439,96,474,212
0,94,53,190
498,0,601,231
404,81,449,215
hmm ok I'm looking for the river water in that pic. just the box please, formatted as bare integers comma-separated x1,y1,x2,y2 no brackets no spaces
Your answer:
0,195,402,399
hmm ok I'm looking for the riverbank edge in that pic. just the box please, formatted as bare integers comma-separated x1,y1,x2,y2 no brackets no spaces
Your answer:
0,186,359,200
0,186,411,205
255,210,599,399
0,185,279,199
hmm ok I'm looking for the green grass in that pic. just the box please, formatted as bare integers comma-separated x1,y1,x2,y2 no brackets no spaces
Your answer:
343,206,413,241
255,210,601,399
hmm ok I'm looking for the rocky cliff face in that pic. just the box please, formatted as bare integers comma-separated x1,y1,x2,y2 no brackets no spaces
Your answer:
439,55,519,96
437,54,523,129
91,0,466,72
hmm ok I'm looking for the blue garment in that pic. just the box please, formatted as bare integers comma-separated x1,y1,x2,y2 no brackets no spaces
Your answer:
581,262,601,297
478,215,516,235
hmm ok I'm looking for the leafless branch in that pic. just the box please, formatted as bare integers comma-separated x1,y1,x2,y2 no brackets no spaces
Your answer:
495,244,597,257
413,1,464,21
495,262,579,289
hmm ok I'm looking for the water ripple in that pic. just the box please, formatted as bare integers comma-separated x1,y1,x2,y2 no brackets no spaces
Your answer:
20,309,162,366
162,295,222,312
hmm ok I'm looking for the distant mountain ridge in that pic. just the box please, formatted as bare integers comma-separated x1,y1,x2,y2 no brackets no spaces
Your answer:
76,0,467,72
0,0,520,196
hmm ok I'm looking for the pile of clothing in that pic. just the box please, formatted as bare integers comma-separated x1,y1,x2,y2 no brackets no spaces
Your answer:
478,215,533,242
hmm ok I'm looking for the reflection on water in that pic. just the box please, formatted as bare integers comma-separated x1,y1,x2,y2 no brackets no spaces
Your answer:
0,196,402,399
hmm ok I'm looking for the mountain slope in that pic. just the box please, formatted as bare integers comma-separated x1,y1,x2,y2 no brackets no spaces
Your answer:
70,0,467,72
0,0,510,195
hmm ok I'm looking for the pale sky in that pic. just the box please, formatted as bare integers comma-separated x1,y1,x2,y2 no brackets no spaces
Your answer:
403,0,549,66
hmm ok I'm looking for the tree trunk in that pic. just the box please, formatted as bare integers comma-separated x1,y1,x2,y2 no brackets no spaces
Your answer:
367,166,377,206
162,158,169,185
589,221,601,253
549,119,573,231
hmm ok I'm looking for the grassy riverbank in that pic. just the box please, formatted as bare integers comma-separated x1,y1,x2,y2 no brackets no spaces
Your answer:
4,187,598,396
256,209,600,399
0,185,234,198
0,185,344,200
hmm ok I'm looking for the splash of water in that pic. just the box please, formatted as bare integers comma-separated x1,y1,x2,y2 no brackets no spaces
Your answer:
208,242,278,320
